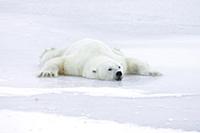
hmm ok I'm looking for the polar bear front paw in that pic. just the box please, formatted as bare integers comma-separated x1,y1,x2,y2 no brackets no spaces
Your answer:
147,71,162,76
139,70,162,77
38,71,58,78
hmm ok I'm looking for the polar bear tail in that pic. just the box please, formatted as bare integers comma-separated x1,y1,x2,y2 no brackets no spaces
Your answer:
40,48,65,65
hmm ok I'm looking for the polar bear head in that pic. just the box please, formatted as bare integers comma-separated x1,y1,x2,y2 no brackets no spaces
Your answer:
86,57,124,81
97,63,123,81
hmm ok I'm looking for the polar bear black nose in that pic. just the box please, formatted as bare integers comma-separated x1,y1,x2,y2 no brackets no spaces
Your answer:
115,71,122,81
116,71,122,77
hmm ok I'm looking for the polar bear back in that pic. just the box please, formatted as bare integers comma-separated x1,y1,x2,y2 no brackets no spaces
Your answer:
64,39,114,58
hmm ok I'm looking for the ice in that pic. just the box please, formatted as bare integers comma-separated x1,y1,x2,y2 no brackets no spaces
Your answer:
0,110,198,133
0,0,200,132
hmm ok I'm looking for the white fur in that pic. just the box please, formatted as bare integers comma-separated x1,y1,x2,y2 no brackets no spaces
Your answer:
38,39,160,80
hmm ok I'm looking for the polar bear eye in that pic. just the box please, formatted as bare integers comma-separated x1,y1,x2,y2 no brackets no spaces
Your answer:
92,70,96,73
118,66,121,69
108,68,112,71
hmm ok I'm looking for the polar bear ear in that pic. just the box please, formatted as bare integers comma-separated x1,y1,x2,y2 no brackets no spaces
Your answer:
92,70,97,73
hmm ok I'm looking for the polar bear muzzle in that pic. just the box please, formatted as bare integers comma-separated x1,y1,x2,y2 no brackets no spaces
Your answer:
115,71,123,81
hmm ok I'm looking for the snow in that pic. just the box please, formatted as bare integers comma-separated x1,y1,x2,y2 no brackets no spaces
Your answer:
0,86,197,98
0,0,200,132
0,110,198,133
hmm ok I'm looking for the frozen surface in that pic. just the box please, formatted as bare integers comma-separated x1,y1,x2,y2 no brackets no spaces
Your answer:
0,110,199,133
0,0,200,132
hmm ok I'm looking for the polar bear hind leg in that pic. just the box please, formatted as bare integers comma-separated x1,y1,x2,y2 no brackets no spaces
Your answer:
125,57,161,76
40,48,65,65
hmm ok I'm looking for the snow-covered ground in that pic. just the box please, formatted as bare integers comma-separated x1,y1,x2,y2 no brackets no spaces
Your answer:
0,0,200,132
0,110,199,133
1,110,199,133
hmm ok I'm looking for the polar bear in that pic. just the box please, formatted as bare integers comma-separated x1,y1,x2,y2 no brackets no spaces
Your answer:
38,39,160,81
